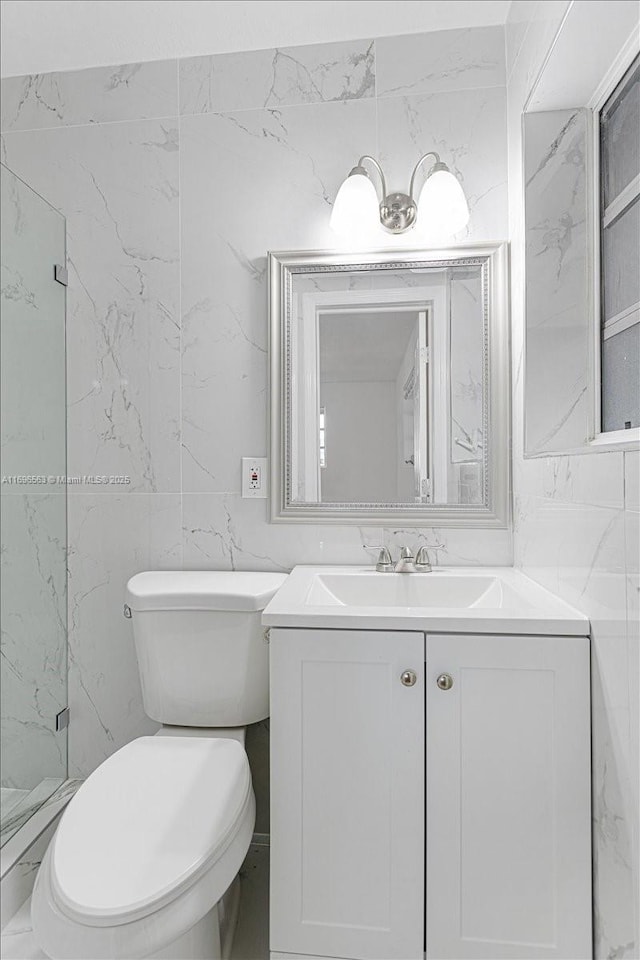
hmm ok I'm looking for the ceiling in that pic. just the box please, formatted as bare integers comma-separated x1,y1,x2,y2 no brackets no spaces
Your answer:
1,0,511,78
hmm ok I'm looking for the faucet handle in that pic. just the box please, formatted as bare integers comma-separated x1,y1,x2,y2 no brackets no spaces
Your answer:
375,547,394,572
415,546,432,572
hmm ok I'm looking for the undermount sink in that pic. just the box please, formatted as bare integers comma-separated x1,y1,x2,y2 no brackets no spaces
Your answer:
262,566,589,636
305,572,524,609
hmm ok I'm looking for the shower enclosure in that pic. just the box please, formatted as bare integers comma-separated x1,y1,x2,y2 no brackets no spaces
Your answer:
0,164,68,846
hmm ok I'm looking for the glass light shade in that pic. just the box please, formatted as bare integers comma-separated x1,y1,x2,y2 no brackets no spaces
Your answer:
417,168,470,237
329,171,380,241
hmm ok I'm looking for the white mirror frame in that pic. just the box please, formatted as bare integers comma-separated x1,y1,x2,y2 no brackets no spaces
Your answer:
269,243,510,527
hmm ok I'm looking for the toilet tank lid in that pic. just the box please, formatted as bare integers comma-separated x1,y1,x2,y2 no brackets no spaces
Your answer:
126,570,288,612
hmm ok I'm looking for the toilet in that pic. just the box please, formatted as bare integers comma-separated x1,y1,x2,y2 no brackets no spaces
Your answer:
31,570,288,960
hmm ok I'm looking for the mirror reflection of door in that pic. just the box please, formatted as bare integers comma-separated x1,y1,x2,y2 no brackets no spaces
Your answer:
289,264,485,507
317,307,430,505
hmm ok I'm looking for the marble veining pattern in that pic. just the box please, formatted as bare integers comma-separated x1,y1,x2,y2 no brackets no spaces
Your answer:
0,60,178,132
507,3,639,956
1,495,67,791
376,86,508,244
66,494,181,777
0,790,29,826
376,26,506,98
182,495,512,572
0,163,66,489
524,108,590,454
180,98,377,495
1,119,181,493
0,778,79,848
179,38,374,115
1,165,68,821
2,31,511,803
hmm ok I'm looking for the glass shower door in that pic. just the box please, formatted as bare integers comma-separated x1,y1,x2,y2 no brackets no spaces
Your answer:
1,163,68,846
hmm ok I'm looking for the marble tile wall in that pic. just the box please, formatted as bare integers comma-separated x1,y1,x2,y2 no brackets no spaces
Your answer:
506,3,639,957
1,166,67,798
0,29,510,789
523,107,591,454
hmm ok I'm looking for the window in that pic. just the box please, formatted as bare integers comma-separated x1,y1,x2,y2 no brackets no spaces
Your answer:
598,53,640,433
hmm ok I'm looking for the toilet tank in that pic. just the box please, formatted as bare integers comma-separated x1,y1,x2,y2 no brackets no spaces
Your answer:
125,571,288,727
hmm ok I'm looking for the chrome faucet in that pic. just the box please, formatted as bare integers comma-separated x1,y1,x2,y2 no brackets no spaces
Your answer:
394,546,417,573
375,545,433,573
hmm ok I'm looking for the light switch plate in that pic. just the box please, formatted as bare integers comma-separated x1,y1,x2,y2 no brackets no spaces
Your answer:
242,457,268,498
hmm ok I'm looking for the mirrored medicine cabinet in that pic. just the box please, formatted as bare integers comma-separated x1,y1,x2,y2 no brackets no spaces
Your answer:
269,245,509,526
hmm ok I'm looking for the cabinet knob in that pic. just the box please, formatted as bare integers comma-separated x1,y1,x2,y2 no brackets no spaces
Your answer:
436,673,454,691
400,670,417,687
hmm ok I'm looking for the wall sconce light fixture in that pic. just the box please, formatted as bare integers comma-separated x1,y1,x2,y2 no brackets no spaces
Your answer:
330,153,470,241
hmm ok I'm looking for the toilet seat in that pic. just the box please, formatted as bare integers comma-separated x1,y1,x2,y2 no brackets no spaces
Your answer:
31,736,255,960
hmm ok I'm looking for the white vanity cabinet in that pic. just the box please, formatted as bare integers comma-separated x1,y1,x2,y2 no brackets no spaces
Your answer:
270,628,425,960
269,627,592,960
425,633,592,960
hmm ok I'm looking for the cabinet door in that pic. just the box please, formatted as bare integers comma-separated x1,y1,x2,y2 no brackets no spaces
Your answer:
270,628,424,960
426,633,591,960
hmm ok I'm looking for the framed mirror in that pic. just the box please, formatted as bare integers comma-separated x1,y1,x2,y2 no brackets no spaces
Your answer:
269,244,509,526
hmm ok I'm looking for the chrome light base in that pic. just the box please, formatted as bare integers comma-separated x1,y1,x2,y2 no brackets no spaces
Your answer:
379,192,417,233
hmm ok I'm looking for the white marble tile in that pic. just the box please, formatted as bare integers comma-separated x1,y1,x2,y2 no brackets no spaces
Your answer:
0,781,79,883
382,525,512,566
182,493,512,570
179,39,374,116
2,120,181,493
376,26,505,99
524,108,590,454
182,494,381,571
592,649,637,960
512,494,561,593
516,489,628,615
0,781,79,933
624,494,639,955
0,494,67,791
625,450,640,513
0,60,178,132
507,2,636,953
376,86,508,244
512,452,545,500
541,451,625,509
0,778,79,853
180,99,377,493
67,493,181,778
1,780,60,847
515,494,635,959
0,166,66,491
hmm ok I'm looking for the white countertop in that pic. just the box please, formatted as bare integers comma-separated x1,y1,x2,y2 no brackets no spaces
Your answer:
262,566,590,636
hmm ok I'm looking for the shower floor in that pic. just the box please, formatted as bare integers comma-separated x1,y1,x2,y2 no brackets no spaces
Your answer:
0,789,29,823
1,780,65,847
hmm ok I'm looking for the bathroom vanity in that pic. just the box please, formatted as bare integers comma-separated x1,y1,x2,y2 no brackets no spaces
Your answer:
264,566,592,960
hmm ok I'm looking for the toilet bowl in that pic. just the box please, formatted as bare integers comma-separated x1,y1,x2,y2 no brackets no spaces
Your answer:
31,571,288,960
32,736,255,959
